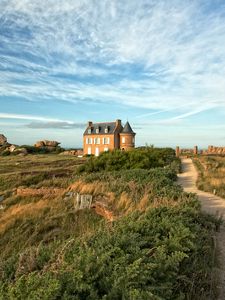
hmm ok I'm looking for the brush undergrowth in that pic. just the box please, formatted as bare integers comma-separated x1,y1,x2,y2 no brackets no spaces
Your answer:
0,149,220,299
193,155,225,199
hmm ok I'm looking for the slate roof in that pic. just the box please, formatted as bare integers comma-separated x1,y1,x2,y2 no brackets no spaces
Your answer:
84,122,120,135
121,122,135,134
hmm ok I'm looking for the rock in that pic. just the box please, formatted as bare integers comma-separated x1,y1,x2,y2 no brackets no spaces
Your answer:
34,140,60,148
77,150,83,157
34,141,45,148
59,149,83,156
206,145,225,155
44,140,60,147
16,148,28,155
0,134,7,146
60,150,77,156
9,145,16,152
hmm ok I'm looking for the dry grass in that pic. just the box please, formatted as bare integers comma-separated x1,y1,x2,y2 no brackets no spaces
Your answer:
0,198,51,234
193,155,225,199
0,154,84,192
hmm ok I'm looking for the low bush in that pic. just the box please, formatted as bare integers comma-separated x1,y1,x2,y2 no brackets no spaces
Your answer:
0,150,219,299
193,156,225,199
0,203,218,300
78,147,178,173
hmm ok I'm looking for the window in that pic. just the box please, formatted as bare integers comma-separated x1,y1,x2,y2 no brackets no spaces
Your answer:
88,128,91,134
86,138,92,144
104,148,109,152
122,137,125,143
105,127,108,133
103,137,110,144
132,137,135,143
96,128,99,134
88,147,91,155
94,138,100,144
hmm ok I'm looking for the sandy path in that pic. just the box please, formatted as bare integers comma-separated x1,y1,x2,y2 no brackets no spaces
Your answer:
177,158,225,300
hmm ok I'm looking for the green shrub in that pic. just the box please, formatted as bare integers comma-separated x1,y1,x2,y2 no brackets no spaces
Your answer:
78,147,177,173
0,205,218,300
1,150,10,156
0,150,218,299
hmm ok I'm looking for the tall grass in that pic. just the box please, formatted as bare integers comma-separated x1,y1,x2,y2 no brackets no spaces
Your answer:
193,156,225,199
0,151,220,299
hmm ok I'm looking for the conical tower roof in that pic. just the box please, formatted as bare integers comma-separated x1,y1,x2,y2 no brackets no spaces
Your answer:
121,122,135,134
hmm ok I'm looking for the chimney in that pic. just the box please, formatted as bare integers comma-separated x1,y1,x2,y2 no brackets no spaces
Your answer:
87,121,93,127
116,119,121,127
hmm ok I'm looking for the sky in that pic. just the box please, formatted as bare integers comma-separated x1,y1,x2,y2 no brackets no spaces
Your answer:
0,0,225,148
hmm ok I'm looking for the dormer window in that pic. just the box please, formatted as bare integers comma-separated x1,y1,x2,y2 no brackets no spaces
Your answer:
96,127,99,134
105,127,108,133
88,128,91,134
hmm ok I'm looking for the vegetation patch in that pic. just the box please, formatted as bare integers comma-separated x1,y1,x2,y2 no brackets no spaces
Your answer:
78,147,180,173
193,155,225,199
0,150,220,299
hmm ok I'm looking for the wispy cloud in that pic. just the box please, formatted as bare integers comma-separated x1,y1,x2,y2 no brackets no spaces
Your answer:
26,121,85,129
0,0,225,118
0,113,74,123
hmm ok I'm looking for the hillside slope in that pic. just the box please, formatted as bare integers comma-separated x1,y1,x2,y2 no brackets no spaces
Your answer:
0,149,219,299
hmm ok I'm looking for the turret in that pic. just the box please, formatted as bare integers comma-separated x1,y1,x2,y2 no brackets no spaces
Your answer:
120,122,136,150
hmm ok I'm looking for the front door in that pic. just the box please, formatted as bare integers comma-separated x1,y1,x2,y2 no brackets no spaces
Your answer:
95,147,99,156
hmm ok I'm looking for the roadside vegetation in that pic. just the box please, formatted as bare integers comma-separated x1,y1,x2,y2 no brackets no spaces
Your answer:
193,155,225,199
0,148,219,299
0,145,64,156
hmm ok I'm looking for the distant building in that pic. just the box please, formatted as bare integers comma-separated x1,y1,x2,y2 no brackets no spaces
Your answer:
83,119,136,156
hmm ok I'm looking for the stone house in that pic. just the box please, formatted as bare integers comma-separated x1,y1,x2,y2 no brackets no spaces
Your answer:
83,119,136,156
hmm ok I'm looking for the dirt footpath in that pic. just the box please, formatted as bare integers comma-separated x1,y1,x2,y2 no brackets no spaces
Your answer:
177,158,225,300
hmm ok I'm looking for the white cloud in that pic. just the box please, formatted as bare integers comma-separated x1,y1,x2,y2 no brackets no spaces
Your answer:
0,0,225,117
0,113,74,123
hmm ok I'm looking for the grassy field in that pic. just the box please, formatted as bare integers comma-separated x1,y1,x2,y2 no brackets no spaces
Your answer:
0,154,85,192
193,155,225,199
0,150,220,299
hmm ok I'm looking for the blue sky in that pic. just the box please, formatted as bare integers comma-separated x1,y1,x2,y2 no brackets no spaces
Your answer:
0,0,225,148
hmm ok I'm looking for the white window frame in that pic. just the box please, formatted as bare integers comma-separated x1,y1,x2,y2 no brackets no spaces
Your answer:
96,128,99,134
103,137,110,145
122,137,126,144
105,127,108,133
88,147,91,155
86,138,92,145
88,128,91,134
94,137,100,144
104,147,109,152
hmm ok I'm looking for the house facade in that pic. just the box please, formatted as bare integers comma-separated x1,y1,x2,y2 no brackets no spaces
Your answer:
83,119,136,156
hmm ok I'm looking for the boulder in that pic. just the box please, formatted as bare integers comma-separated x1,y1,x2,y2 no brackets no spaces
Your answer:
60,150,77,156
15,148,28,156
9,145,16,152
34,140,60,148
0,134,7,146
44,140,60,147
34,141,45,148
59,149,83,156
